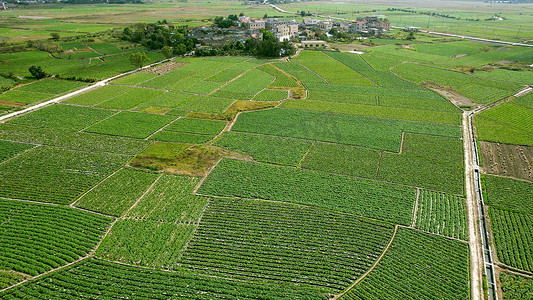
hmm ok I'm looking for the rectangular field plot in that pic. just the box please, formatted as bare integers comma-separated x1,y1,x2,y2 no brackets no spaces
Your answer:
181,198,394,293
0,146,129,204
173,95,234,114
150,131,214,144
500,273,533,300
0,90,52,105
483,175,533,215
111,72,158,86
97,219,196,269
0,140,34,163
252,89,288,101
0,199,112,276
475,116,533,146
197,159,416,225
402,133,464,166
74,168,159,217
62,85,133,106
84,111,175,139
134,92,194,111
489,208,533,272
301,142,381,178
96,87,164,110
16,78,86,95
232,108,461,152
165,117,226,135
280,99,461,125
1,258,325,299
415,190,467,240
274,62,327,86
378,153,464,195
214,132,312,166
214,69,274,100
476,103,533,146
0,124,150,155
126,174,207,223
342,228,470,300
294,51,375,86
8,104,115,131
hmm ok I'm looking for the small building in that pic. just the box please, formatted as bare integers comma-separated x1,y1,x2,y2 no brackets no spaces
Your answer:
301,40,327,48
303,18,318,26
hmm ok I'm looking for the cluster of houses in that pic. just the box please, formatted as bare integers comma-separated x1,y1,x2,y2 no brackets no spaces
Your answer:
189,15,390,47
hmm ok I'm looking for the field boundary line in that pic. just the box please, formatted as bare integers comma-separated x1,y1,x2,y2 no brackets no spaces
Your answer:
89,87,133,107
192,157,223,194
70,167,125,208
122,172,164,217
0,143,38,166
296,141,315,168
0,255,92,293
176,198,210,262
333,225,399,299
208,67,252,96
496,264,533,278
293,61,330,84
78,110,122,133
411,188,420,227
145,116,182,140
399,131,406,153
322,51,380,87
398,225,469,244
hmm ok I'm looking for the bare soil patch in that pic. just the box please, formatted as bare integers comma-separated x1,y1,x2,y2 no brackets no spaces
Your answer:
144,62,188,75
427,85,479,109
479,141,533,182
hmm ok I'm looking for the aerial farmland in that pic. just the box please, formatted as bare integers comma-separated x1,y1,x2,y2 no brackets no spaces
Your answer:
0,0,532,299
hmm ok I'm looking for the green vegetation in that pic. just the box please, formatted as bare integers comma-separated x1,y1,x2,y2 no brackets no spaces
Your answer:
150,131,214,144
74,168,159,217
182,198,394,293
500,273,533,300
214,69,274,100
0,271,25,290
17,79,86,95
489,208,533,272
84,111,175,139
96,87,164,110
415,190,467,240
63,85,133,106
402,133,464,166
342,228,470,299
0,141,34,163
2,258,325,299
475,103,533,146
232,108,461,152
252,89,288,101
0,198,112,276
9,104,115,131
301,142,381,178
198,159,416,225
165,118,226,135
483,175,533,215
0,124,150,155
173,95,235,114
0,146,128,204
214,132,312,166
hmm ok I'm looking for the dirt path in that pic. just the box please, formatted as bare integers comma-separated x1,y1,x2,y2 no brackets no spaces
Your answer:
333,225,399,299
463,111,484,300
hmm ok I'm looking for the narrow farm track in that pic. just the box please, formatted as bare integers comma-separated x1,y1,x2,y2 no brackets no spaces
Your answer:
333,225,399,300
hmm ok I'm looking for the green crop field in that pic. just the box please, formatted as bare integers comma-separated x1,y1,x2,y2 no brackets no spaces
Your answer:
8,104,115,131
74,168,159,217
2,258,325,299
415,190,467,240
197,159,416,225
0,1,530,296
0,198,112,276
342,228,470,299
0,146,129,204
232,108,461,152
181,198,394,293
84,111,175,139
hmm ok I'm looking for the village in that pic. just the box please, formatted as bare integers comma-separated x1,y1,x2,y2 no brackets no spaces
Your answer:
189,14,391,49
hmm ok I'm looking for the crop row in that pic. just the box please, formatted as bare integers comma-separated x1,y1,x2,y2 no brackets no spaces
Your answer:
214,69,274,99
232,108,462,152
483,174,533,215
0,124,150,155
0,146,129,204
476,103,533,146
489,208,532,272
342,228,470,299
197,158,416,225
165,117,226,136
84,111,176,139
500,273,533,300
0,199,112,276
0,140,34,163
1,258,325,299
74,168,159,217
415,190,467,240
181,198,394,293
273,62,327,86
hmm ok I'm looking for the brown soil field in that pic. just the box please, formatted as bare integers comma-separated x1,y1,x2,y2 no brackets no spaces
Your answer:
479,141,533,182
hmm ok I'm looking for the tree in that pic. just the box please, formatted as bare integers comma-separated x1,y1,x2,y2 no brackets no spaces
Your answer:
129,52,149,68
406,31,416,40
29,66,48,79
50,33,60,40
162,46,173,58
